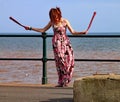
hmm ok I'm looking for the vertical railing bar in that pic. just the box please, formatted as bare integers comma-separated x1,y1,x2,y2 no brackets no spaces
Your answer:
42,32,47,84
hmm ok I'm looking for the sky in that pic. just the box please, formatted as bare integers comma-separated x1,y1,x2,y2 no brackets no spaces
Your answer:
0,0,120,34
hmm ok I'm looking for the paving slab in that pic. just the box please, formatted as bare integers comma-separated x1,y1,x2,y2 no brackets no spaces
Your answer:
0,83,73,102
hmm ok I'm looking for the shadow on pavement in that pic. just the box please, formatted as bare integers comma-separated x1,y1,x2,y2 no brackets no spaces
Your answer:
42,98,73,102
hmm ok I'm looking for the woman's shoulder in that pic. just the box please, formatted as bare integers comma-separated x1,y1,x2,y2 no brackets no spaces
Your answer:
61,18,67,21
61,18,69,24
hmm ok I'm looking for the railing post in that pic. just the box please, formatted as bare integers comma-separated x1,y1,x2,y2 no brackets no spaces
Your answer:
42,32,47,84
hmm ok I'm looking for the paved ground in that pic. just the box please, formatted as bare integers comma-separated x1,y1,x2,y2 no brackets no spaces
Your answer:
0,83,73,102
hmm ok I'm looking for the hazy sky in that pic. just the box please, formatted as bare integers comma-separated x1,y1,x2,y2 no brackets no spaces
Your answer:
0,0,120,34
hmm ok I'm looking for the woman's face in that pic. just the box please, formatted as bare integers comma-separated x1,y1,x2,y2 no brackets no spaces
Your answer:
54,14,60,23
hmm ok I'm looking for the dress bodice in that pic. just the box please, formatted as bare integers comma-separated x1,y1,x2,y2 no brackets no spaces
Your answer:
52,19,67,35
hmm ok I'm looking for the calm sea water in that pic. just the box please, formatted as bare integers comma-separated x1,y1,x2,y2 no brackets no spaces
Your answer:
0,34,120,84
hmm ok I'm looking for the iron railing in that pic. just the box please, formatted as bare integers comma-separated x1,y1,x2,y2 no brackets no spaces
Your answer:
0,33,120,84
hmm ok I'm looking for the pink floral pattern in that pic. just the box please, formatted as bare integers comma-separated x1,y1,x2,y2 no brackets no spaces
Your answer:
52,20,74,86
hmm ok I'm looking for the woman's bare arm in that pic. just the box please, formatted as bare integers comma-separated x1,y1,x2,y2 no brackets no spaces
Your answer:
65,19,87,35
25,21,52,33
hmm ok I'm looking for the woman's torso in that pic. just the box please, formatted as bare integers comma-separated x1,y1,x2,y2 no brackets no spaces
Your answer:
52,18,69,42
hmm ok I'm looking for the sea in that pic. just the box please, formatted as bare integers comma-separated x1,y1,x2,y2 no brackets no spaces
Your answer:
0,33,120,84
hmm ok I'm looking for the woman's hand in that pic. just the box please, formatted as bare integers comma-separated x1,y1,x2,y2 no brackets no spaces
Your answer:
24,26,30,30
82,30,88,34
24,26,29,30
84,30,88,34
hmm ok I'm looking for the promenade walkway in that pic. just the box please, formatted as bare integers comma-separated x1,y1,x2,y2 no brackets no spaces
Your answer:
0,83,73,102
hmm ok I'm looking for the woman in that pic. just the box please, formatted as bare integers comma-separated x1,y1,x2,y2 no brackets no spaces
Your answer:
25,7,87,87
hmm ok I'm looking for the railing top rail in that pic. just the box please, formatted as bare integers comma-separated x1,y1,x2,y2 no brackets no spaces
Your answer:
0,34,43,37
0,58,120,62
0,33,120,37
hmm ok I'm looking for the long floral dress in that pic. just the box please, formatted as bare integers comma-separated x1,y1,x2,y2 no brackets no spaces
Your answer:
52,19,74,86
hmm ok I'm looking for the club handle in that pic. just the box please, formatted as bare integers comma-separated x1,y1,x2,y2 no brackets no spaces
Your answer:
9,16,25,28
87,11,96,31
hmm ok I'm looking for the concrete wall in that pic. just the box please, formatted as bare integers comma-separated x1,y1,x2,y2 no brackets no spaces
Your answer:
73,74,120,102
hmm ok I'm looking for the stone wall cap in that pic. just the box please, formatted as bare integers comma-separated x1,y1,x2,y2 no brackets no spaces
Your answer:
75,73,120,81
